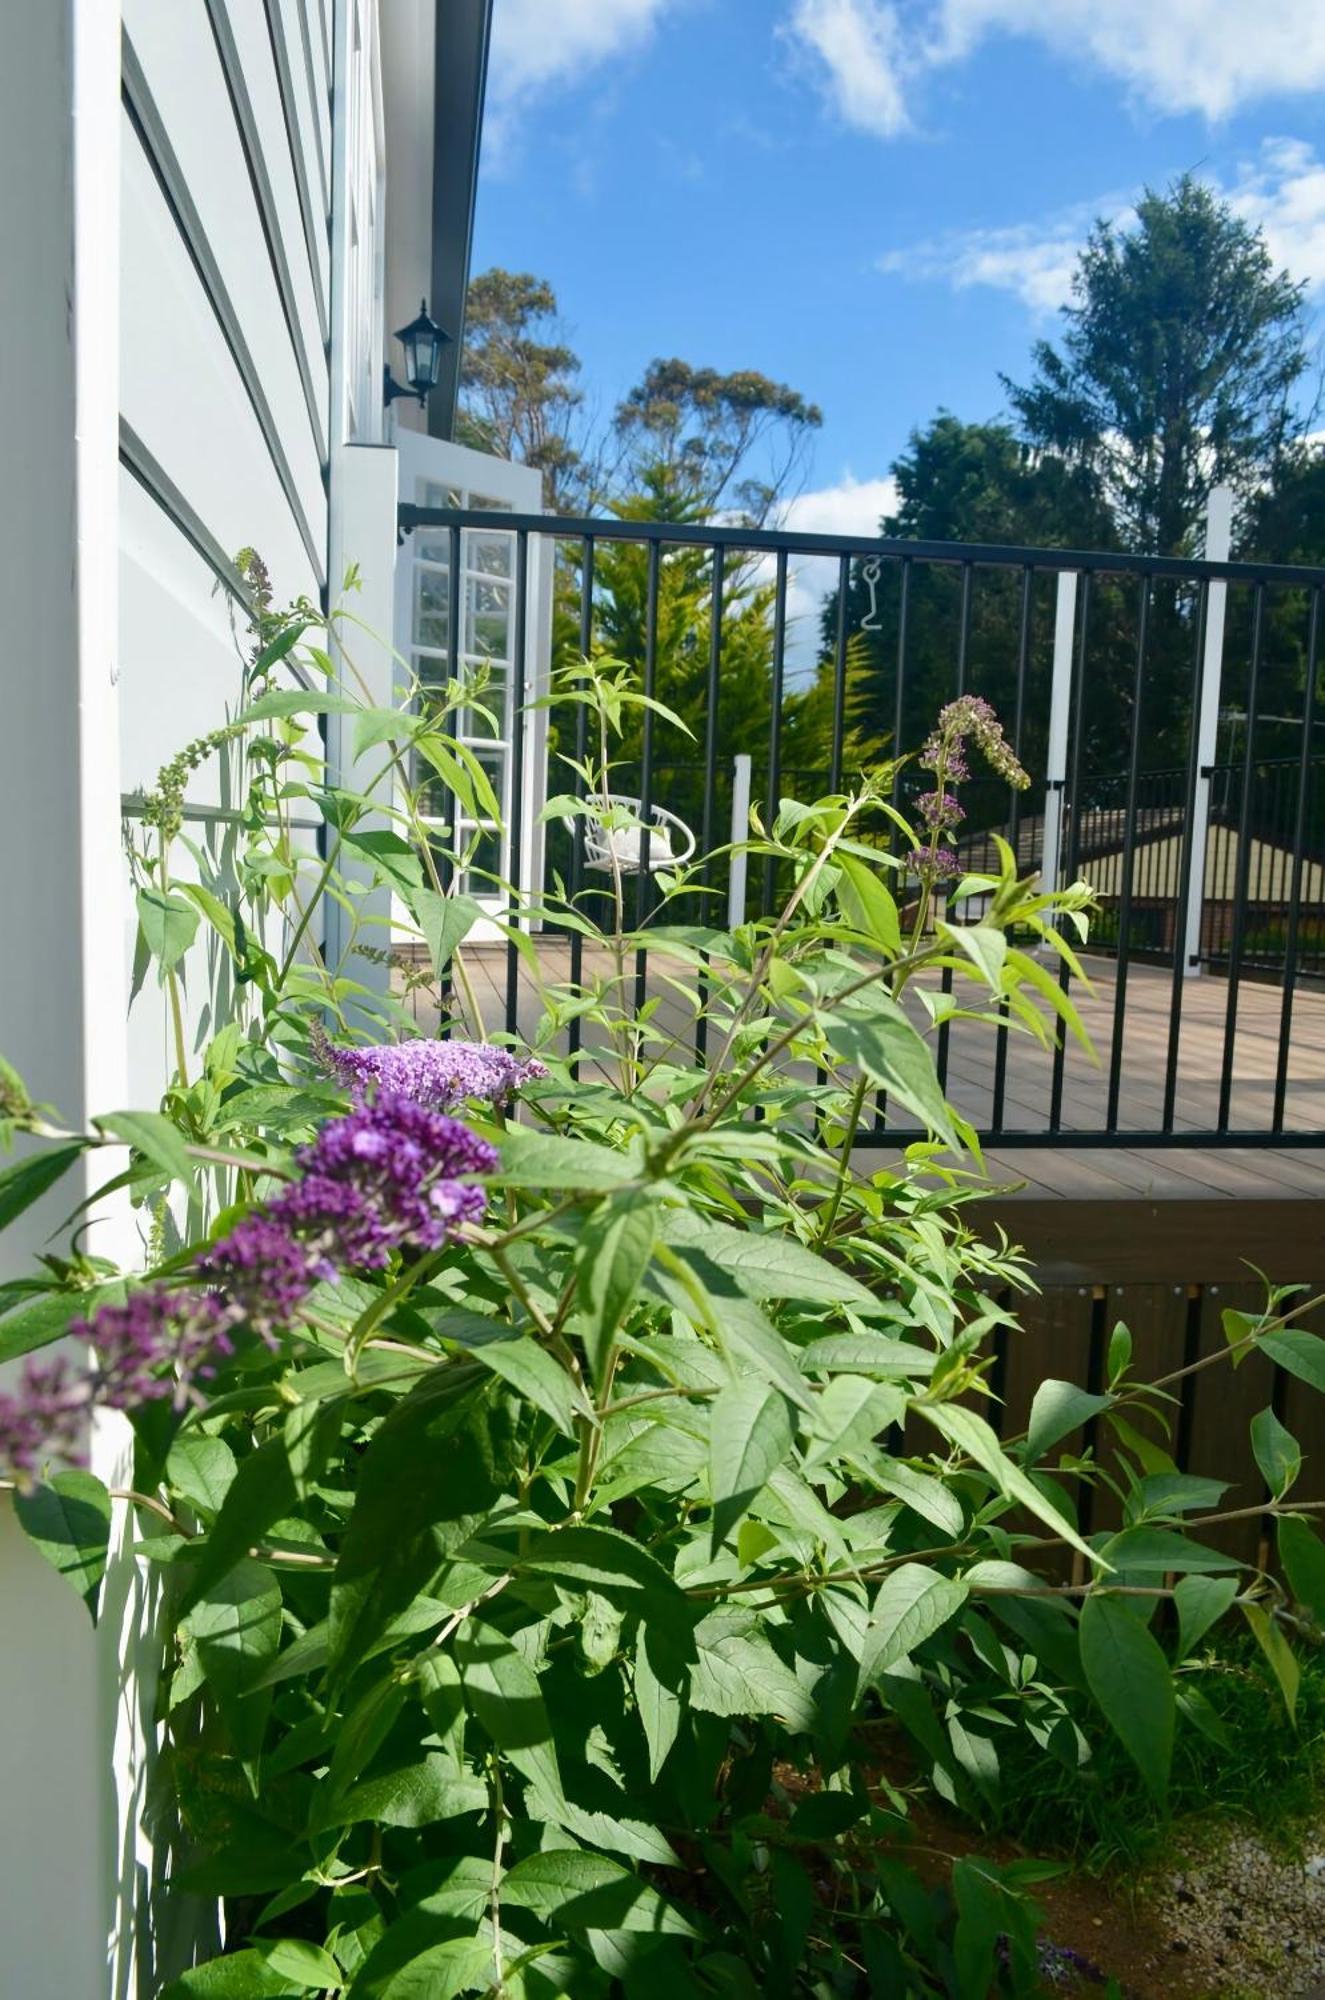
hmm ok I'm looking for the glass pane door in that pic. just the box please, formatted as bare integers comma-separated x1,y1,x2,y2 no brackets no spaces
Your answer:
409,476,514,907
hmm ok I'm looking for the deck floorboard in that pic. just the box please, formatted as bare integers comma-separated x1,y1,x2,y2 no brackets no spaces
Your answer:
407,943,1324,1205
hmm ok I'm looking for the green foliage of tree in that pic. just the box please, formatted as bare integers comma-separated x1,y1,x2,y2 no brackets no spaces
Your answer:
456,270,589,512
1005,175,1310,557
614,356,822,524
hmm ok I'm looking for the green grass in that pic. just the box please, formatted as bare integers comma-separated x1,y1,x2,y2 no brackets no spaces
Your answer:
984,1636,1325,1873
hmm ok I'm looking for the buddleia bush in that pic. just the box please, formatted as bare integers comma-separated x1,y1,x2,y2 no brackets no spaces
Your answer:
2,598,1323,1998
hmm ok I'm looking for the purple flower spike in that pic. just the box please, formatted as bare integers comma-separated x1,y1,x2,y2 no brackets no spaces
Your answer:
316,1034,547,1112
0,1356,88,1484
74,1288,231,1411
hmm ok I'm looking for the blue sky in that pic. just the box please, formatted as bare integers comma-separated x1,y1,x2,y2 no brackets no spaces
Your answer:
472,0,1325,547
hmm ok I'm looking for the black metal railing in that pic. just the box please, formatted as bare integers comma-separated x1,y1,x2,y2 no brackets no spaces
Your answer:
397,502,1325,1151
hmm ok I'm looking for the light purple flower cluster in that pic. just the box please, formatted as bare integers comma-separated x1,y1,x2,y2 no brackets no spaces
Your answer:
0,1091,498,1483
920,694,1030,792
914,696,1028,886
315,1033,547,1113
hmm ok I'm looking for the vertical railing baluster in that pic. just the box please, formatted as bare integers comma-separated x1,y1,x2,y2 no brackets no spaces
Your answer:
829,552,850,792
1273,585,1320,1131
567,535,594,1065
990,565,1033,1135
1105,575,1151,1130
1048,570,1091,1133
1217,582,1266,1130
695,542,724,1065
936,561,975,1097
635,538,661,1016
762,549,789,915
505,529,529,1037
437,519,462,1021
876,556,912,1137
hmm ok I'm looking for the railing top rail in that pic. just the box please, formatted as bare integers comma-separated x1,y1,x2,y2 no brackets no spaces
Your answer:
397,503,1325,591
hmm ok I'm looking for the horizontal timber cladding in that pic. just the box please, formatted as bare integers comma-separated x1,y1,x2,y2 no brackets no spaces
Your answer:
986,1279,1325,1571
119,5,328,607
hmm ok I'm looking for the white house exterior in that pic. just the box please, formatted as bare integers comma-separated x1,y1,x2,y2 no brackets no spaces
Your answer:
0,4,525,1989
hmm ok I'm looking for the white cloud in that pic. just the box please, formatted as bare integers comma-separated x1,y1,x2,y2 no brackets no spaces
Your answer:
486,0,676,154
781,0,911,138
784,0,1325,135
878,209,1107,315
768,474,900,678
1228,137,1325,290
779,471,901,538
877,139,1325,314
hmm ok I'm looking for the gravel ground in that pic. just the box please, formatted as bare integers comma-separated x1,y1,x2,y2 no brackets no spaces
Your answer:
1143,1823,1325,1995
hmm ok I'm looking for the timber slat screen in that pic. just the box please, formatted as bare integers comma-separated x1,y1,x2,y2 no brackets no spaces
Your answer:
397,503,1325,1154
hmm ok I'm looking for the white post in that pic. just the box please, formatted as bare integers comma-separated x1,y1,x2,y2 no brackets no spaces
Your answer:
728,754,753,927
1181,485,1233,976
1039,572,1077,903
0,5,158,1994
325,443,401,998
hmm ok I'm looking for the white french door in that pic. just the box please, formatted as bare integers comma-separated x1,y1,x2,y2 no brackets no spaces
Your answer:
392,431,549,929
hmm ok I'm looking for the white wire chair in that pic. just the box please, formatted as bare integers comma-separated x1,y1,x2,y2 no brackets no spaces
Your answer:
582,795,697,875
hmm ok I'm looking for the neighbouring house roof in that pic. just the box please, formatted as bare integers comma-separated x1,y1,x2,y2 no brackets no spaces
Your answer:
958,813,1325,905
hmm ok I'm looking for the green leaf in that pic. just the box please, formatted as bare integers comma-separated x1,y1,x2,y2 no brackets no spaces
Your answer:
0,1281,121,1366
835,851,901,953
493,1126,635,1192
923,1402,1098,1564
803,1374,906,1470
166,1432,238,1518
500,1849,697,1938
163,1948,308,1997
516,1523,690,1621
1079,1593,1174,1803
942,922,1008,991
341,830,425,891
402,888,481,980
235,687,360,724
182,1558,282,1698
660,1209,875,1308
689,1610,817,1731
708,1379,794,1551
136,886,200,972
1221,1306,1263,1368
1251,1406,1301,1499
0,1142,87,1232
347,1927,493,2000
181,1404,339,1610
859,1563,968,1686
254,1939,343,1989
454,1620,563,1806
872,1460,965,1537
95,1110,193,1185
1279,1515,1325,1623
634,1625,684,1781
1107,1320,1132,1385
574,1191,657,1387
455,1329,581,1436
1260,1330,1325,1392
822,991,961,1149
1174,1575,1239,1659
1242,1600,1300,1723
1025,1379,1111,1462
1100,1527,1238,1574
14,1470,111,1618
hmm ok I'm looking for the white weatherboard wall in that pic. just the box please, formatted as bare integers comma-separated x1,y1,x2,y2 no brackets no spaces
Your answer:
119,0,335,1105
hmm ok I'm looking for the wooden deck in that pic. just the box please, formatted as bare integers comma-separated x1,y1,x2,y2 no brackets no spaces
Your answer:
417,941,1325,1281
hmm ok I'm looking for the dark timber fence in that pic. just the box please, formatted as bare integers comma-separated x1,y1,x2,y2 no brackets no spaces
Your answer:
397,503,1325,1154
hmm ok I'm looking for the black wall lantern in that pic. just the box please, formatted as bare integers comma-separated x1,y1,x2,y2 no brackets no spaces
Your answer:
384,299,449,408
